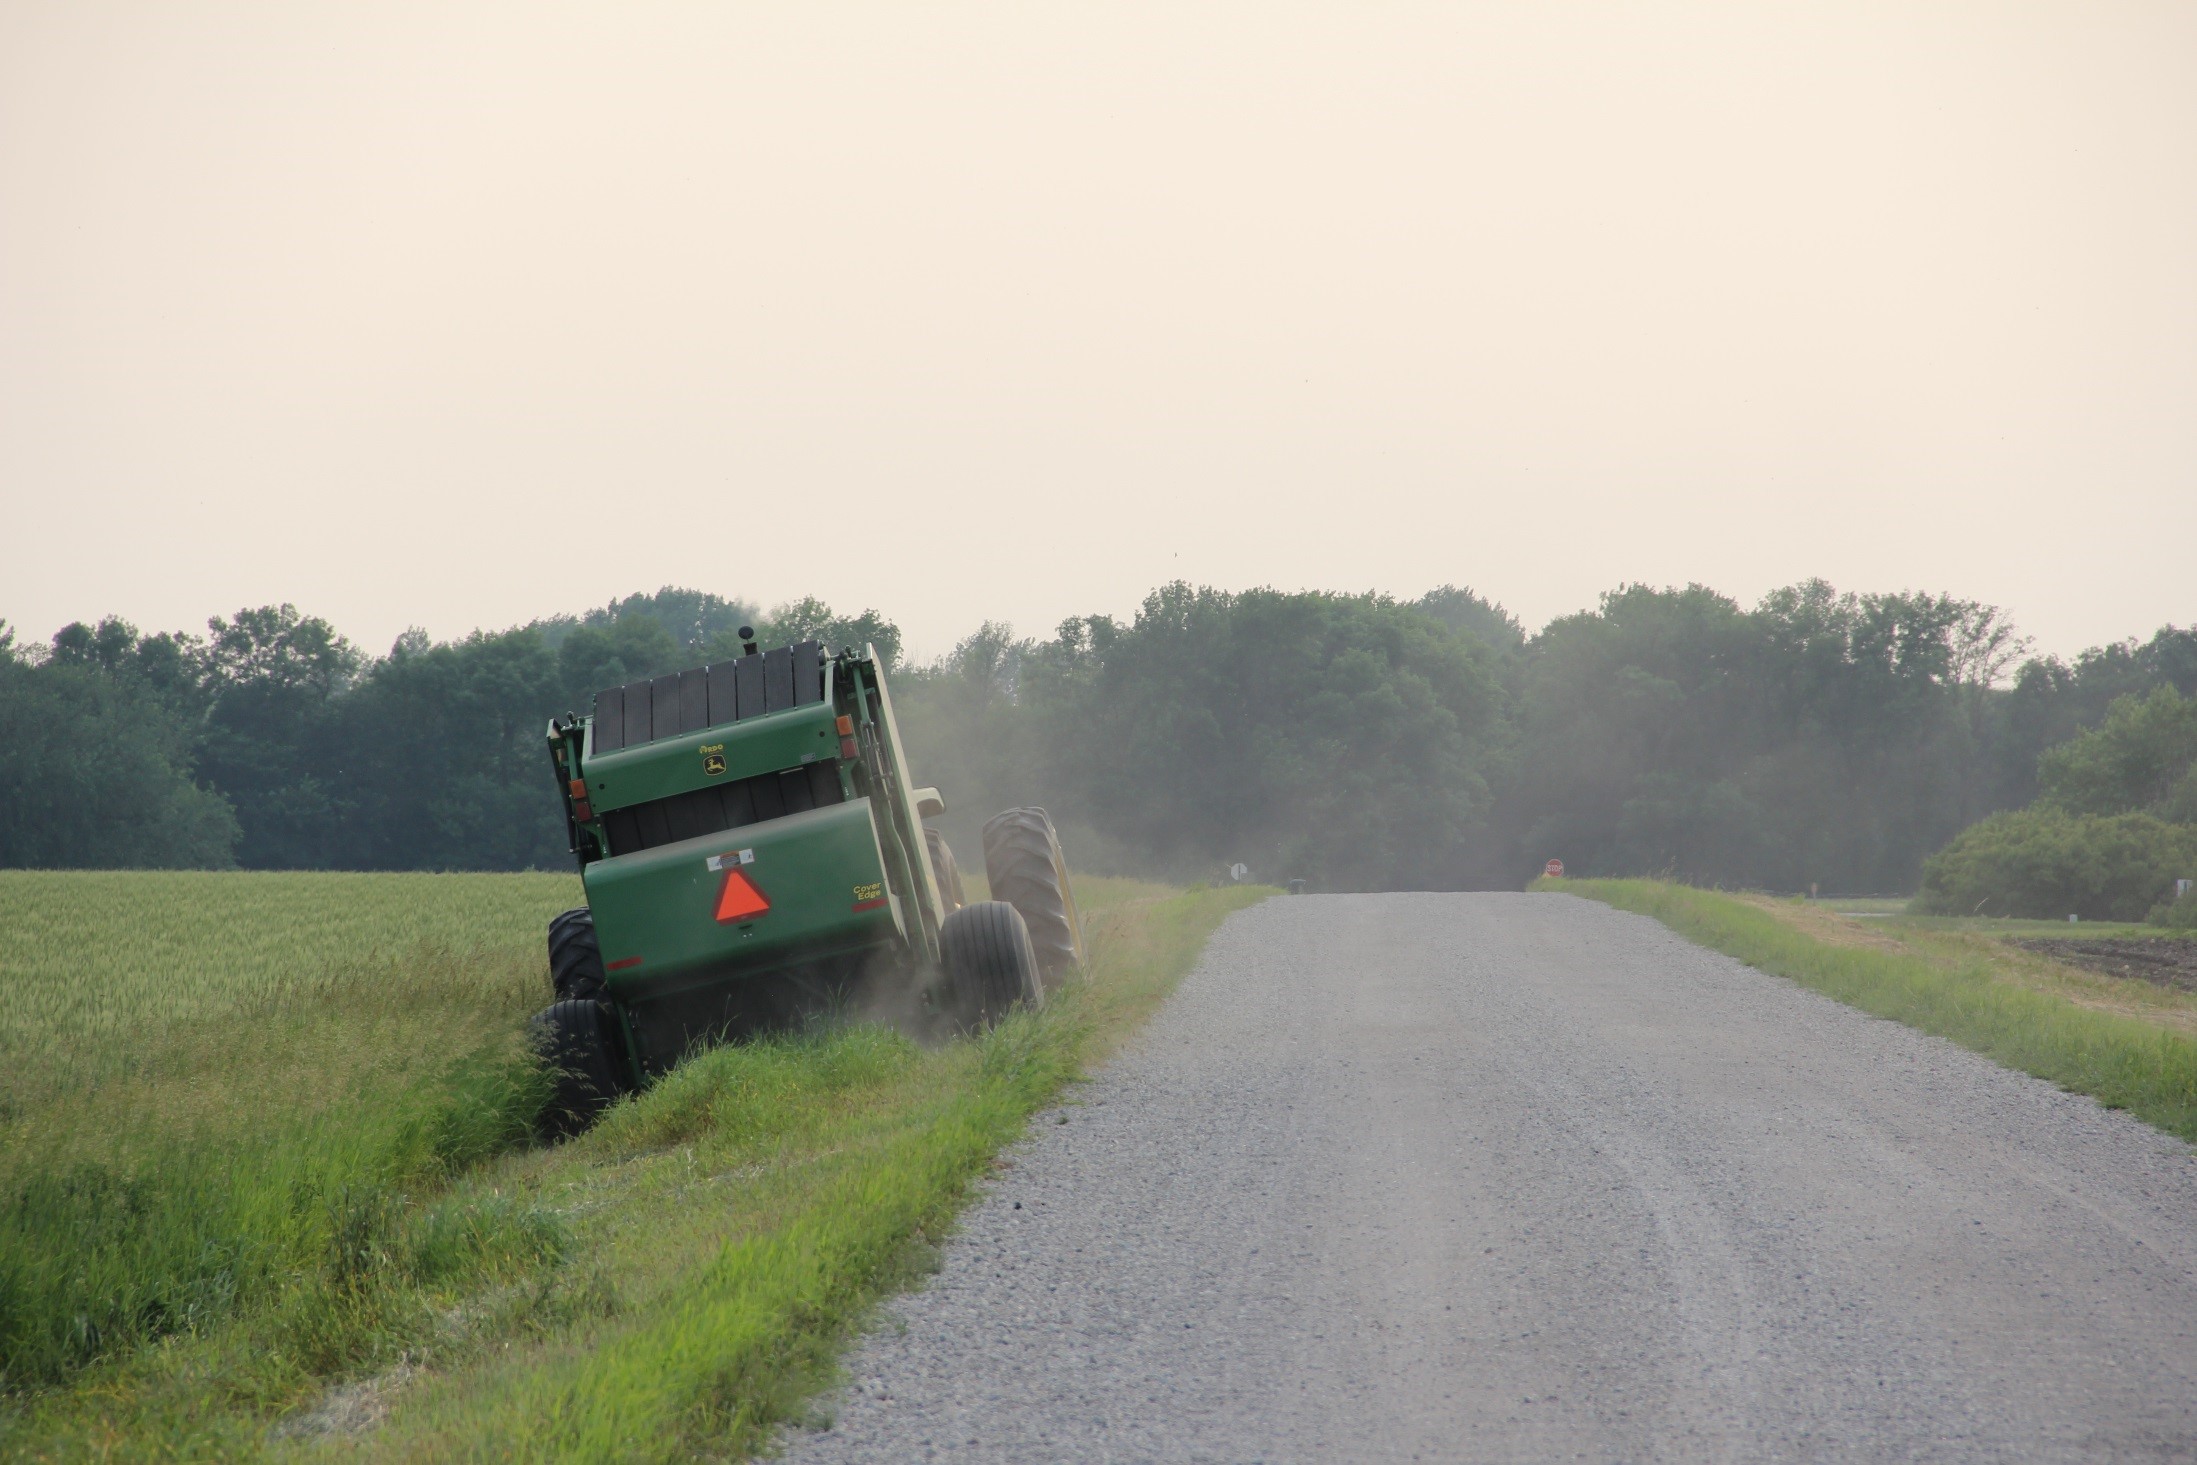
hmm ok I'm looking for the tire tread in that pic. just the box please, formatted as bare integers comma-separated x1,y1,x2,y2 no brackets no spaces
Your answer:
548,907,609,1002
938,901,1041,1032
530,997,626,1137
980,808,1082,979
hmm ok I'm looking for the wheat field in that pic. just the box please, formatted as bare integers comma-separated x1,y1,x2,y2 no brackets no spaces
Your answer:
0,870,580,1397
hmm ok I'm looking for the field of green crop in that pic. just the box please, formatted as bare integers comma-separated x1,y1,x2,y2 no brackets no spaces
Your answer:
0,872,583,1412
0,868,1256,1459
2,869,579,1099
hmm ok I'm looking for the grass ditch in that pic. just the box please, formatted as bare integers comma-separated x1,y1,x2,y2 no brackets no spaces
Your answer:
0,872,579,1399
1546,878,2197,1144
1,872,1264,1460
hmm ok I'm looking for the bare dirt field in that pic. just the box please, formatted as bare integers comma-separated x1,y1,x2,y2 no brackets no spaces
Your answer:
2017,936,2197,994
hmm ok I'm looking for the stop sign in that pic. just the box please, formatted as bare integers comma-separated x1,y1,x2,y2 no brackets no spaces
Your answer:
1544,858,1565,878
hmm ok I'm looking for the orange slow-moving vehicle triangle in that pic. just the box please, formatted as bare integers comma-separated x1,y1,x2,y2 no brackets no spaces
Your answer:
714,869,771,922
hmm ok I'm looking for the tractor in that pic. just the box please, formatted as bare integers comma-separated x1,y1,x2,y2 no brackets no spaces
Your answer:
528,632,1082,1133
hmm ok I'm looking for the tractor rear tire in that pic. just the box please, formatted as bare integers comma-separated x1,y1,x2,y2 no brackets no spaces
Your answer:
548,907,608,1002
980,807,1085,982
531,998,627,1138
925,827,966,912
938,901,1042,1033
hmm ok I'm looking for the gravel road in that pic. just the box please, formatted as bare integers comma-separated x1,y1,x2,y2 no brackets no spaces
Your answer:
781,893,2197,1463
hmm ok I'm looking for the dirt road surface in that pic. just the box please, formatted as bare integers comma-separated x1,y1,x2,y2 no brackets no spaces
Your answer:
782,893,2197,1463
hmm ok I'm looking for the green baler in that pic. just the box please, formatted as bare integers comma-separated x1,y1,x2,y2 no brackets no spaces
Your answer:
530,633,1083,1132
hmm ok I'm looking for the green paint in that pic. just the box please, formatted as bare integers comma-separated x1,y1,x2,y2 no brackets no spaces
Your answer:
546,647,947,1072
582,802,896,994
583,701,838,813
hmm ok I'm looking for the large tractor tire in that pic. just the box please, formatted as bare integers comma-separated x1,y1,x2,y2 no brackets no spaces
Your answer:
548,907,608,1002
530,998,627,1138
925,826,967,913
938,901,1042,1033
981,807,1085,981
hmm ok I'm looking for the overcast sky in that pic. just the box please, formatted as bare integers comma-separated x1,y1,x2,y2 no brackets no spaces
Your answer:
3,2,2191,663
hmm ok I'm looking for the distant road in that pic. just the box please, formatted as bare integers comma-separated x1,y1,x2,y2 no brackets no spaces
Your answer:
784,893,2197,1463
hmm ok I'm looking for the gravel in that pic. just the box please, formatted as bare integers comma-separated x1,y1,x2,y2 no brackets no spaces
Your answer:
780,893,2197,1463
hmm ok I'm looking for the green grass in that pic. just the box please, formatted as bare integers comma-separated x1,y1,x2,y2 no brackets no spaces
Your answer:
1818,896,1907,916
0,872,582,1403
1546,878,2197,1144
1769,893,2180,940
1884,913,2176,939
364,878,1260,1462
0,870,1264,1460
1,870,580,1097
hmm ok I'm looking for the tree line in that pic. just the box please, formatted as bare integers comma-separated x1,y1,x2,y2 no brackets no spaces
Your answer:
1914,671,2197,923
3,580,2192,897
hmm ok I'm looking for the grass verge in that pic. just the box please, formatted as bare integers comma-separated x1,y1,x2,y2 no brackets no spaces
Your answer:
1546,878,2197,1144
2,874,1264,1460
364,878,1263,1462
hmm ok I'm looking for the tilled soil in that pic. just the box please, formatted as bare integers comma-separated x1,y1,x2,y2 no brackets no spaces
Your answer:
2016,936,2197,993
782,893,2197,1464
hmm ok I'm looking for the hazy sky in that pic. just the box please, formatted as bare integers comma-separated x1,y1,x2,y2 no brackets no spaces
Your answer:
3,3,2191,663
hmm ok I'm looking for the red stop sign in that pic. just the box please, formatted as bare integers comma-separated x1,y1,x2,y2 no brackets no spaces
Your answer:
1544,859,1565,878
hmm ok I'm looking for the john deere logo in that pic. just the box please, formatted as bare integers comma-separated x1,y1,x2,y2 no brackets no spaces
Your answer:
701,743,727,776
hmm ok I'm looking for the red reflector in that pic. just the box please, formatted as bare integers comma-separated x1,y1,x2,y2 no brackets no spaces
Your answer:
714,869,771,922
608,956,642,970
839,736,859,760
852,897,889,913
572,801,593,821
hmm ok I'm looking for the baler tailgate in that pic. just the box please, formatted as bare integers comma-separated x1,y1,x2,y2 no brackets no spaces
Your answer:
582,799,898,996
